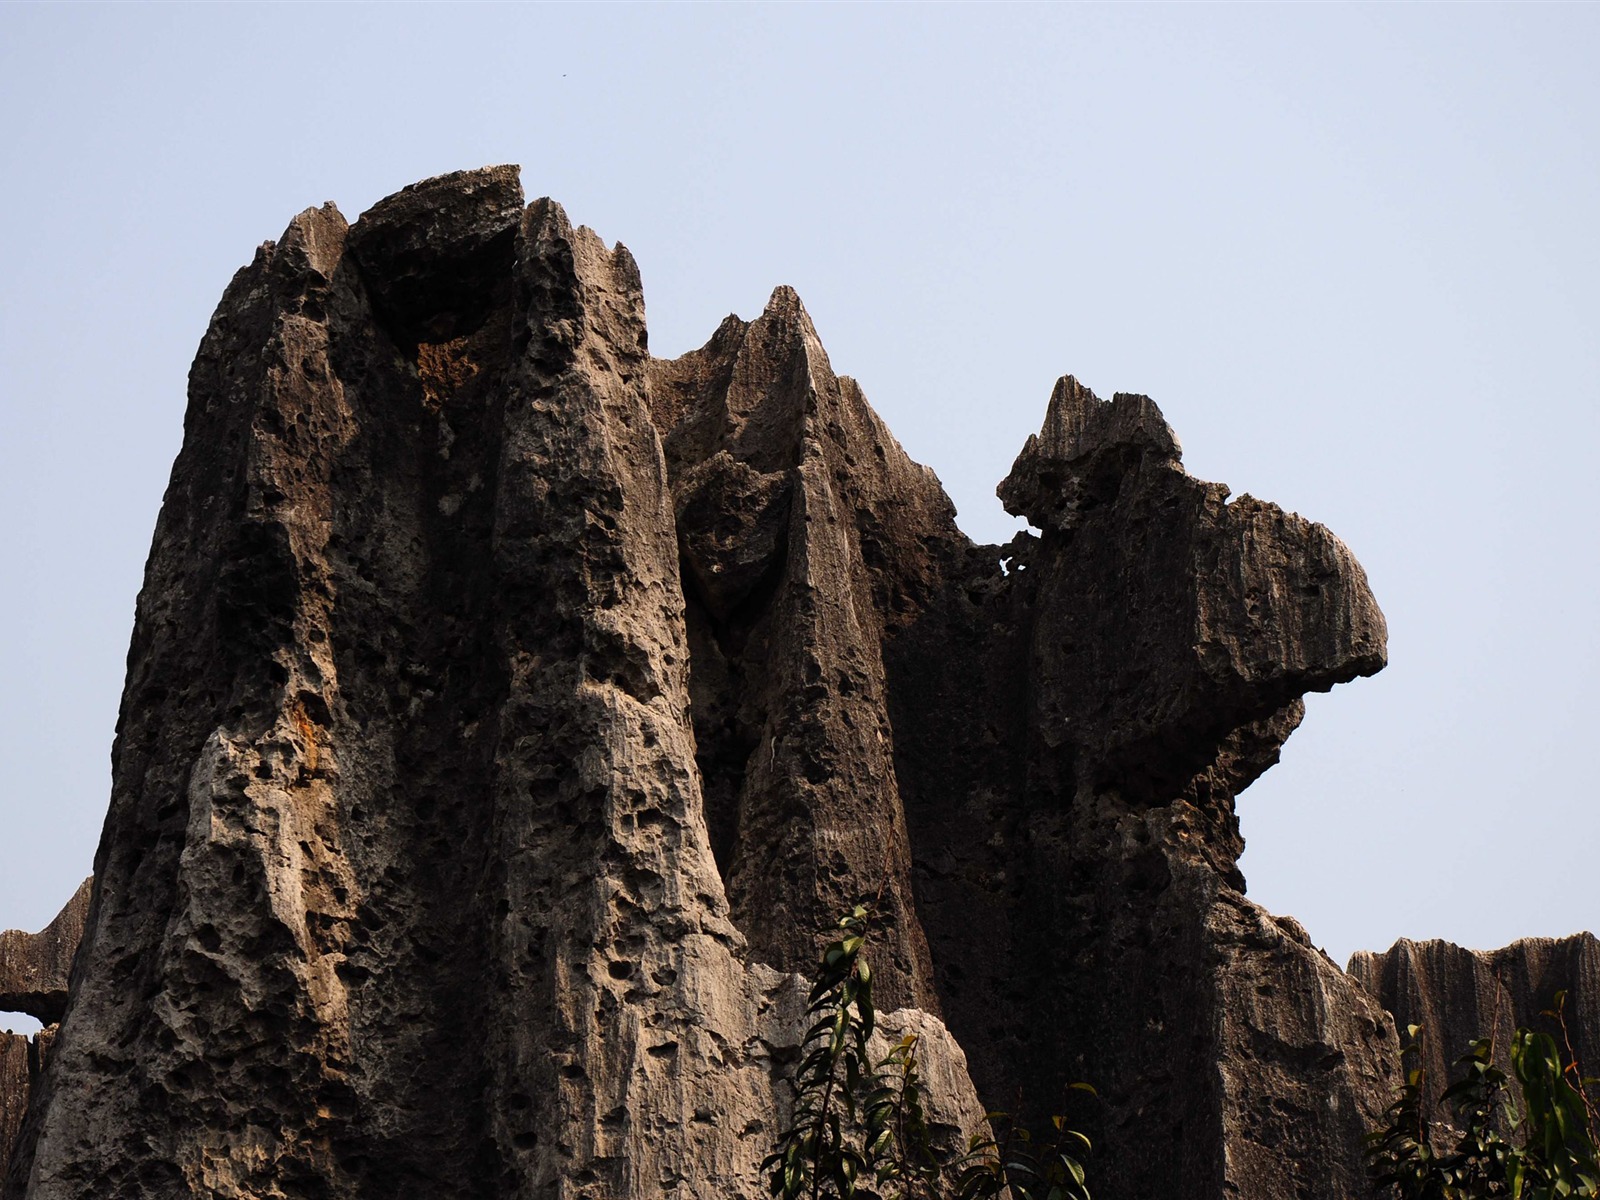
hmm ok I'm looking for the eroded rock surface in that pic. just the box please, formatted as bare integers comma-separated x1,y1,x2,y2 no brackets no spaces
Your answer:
0,1035,28,1190
5,167,1413,1199
889,375,1394,1198
648,291,959,1013
0,881,88,1190
1350,933,1600,1114
0,880,92,1025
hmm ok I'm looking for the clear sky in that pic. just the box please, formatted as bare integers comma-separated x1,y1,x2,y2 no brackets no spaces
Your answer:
2,4,1596,1033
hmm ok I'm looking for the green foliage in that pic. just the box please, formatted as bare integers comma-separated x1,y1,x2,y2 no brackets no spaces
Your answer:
1507,1020,1600,1199
764,903,1094,1200
763,904,877,1200
946,1107,1094,1200
1367,996,1600,1200
1367,1029,1448,1200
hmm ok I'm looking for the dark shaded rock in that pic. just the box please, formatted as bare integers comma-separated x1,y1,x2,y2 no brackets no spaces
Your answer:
1350,932,1600,1115
888,375,1393,1197
345,164,523,345
0,880,91,1024
1001,376,1385,811
0,1035,27,1190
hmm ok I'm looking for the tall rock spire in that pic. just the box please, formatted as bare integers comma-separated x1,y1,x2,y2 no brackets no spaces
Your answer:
648,285,961,1013
6,168,991,1200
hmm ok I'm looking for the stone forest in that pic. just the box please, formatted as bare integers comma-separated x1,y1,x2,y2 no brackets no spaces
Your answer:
2,167,1595,1199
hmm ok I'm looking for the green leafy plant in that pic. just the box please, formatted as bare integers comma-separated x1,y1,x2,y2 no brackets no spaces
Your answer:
1367,996,1599,1200
1366,1027,1448,1200
764,903,1094,1200
764,903,878,1200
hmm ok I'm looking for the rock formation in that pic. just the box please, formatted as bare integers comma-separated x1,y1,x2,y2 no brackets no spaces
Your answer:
1350,933,1600,1116
0,881,91,1026
1,168,984,1200
5,163,1569,1199
888,378,1396,1198
0,881,90,1190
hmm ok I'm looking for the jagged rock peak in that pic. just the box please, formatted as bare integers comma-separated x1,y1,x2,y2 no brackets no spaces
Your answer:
998,375,1181,530
646,280,962,1012
3,166,1413,1200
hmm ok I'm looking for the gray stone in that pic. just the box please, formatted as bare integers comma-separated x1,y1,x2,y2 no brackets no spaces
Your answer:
0,880,90,1025
6,167,1424,1200
1350,932,1600,1116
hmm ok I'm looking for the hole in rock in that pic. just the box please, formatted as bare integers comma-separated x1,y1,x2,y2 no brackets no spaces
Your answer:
1,1011,42,1035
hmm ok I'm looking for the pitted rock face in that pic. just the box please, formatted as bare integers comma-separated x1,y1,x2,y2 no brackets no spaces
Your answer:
887,375,1396,1199
2,166,1433,1200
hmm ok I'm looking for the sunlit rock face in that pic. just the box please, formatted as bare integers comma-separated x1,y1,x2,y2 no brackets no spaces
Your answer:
1350,933,1600,1117
0,165,1471,1200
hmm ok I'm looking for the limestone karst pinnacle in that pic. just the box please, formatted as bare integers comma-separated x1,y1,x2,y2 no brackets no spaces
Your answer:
1,165,1592,1200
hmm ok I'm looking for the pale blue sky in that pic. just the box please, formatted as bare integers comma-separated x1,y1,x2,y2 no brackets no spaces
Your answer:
2,4,1596,1032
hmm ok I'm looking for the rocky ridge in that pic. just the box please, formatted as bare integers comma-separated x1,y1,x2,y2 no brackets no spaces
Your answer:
1,165,1592,1199
1349,933,1600,1116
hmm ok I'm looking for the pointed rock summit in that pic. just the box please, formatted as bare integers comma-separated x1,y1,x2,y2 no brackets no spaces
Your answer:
3,166,1579,1200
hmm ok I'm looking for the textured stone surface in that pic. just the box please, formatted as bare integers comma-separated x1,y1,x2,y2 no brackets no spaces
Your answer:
4,167,1414,1199
888,375,1394,1197
0,1035,27,1189
649,291,959,1013
2,1022,62,1188
4,169,986,1200
1211,893,1398,1197
1350,933,1600,1114
0,880,92,1024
